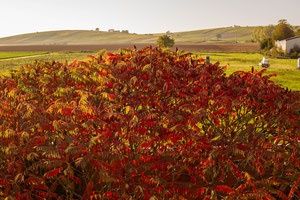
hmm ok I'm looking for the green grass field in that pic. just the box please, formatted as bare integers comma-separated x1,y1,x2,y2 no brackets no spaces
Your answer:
0,52,92,75
197,52,300,90
0,51,48,60
0,51,299,91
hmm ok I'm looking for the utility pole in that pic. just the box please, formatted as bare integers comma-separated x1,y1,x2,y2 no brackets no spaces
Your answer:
235,26,237,43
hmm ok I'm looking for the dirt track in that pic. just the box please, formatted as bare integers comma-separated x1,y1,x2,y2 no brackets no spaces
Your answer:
0,43,259,52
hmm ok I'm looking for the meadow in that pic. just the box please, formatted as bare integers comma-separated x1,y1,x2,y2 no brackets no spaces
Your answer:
0,51,47,60
197,52,300,91
0,26,256,45
0,51,92,75
0,50,299,90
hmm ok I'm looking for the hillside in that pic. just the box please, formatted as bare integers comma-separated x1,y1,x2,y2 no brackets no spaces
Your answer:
0,26,257,45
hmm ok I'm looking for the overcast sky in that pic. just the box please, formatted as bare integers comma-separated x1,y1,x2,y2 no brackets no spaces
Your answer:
0,0,299,37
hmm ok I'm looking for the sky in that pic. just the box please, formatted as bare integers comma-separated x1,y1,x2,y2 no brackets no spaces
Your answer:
0,0,299,37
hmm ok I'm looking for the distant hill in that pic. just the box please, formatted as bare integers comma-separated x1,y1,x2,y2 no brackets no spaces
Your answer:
0,26,258,45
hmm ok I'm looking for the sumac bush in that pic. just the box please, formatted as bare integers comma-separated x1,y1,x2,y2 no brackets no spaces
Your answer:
0,47,299,199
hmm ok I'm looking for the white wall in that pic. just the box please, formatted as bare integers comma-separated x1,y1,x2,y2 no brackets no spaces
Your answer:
286,37,300,53
275,40,287,53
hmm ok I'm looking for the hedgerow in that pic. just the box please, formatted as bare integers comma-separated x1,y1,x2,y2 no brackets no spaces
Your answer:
0,47,299,199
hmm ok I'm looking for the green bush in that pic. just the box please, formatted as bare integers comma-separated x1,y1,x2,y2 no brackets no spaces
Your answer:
157,35,175,48
266,48,285,58
260,38,274,50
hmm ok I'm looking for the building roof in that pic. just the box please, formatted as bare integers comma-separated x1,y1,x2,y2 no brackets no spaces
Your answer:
282,36,300,41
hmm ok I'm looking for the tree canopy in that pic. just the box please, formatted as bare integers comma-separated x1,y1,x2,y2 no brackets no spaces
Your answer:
272,19,295,41
157,35,175,48
252,25,274,42
296,28,300,36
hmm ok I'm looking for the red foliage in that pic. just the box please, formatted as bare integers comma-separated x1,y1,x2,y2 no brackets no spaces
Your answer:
44,167,63,179
0,47,299,199
215,185,234,194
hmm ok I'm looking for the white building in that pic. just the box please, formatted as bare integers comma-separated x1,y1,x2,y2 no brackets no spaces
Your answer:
275,36,300,53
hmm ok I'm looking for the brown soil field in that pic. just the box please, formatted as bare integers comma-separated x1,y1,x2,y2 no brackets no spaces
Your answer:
174,43,259,52
0,43,259,52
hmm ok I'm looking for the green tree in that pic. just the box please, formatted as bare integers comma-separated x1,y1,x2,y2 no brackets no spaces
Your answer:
296,28,300,36
272,19,295,41
157,35,175,48
216,33,222,40
252,25,274,42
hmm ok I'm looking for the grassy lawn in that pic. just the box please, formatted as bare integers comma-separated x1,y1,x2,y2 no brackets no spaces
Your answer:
0,51,299,91
0,51,93,75
197,52,300,91
0,51,48,60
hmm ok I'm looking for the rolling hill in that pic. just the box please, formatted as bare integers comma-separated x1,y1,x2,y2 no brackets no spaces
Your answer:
0,26,257,45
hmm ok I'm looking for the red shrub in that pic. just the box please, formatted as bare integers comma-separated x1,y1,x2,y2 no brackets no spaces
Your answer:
0,47,299,199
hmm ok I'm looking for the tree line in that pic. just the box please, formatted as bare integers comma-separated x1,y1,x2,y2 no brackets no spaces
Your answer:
252,19,300,51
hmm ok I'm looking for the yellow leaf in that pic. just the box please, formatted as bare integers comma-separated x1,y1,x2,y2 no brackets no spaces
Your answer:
129,115,139,127
142,64,152,71
245,172,252,181
124,106,132,114
7,89,17,98
101,92,108,99
130,76,138,86
211,135,221,142
137,105,143,111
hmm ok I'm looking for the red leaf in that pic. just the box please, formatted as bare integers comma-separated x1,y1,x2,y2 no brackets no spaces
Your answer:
32,184,49,191
32,136,47,146
0,178,9,186
40,123,55,131
99,69,108,76
44,167,63,179
142,119,156,128
236,143,248,151
215,185,234,194
141,73,149,80
15,192,31,200
104,191,119,200
105,81,114,88
106,53,119,63
108,93,116,101
213,107,227,115
140,140,153,149
136,126,147,135
36,191,48,198
196,187,206,196
61,107,73,116
170,134,182,143
213,118,221,126
68,174,81,185
288,175,300,200
27,176,44,185
103,130,112,138
82,181,94,200
201,157,215,168
228,160,243,179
